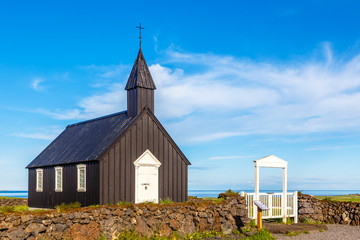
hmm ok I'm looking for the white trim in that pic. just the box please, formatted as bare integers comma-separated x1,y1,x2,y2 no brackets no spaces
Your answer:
133,149,161,167
77,164,86,192
134,149,161,203
36,169,43,192
254,155,288,168
54,166,63,192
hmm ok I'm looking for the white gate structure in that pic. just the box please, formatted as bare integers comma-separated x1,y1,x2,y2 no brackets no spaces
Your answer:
243,191,298,222
244,155,298,223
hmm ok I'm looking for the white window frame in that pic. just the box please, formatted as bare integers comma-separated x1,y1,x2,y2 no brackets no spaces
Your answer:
54,166,63,192
77,164,86,192
36,169,43,192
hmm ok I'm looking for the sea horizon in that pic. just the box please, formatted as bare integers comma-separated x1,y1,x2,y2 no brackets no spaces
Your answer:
1,189,360,199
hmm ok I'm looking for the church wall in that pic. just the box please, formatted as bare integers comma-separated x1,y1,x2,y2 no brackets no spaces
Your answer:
28,161,99,208
99,112,188,204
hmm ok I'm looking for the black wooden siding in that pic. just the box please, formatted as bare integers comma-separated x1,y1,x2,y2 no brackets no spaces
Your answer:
28,162,99,208
99,112,188,204
127,88,154,117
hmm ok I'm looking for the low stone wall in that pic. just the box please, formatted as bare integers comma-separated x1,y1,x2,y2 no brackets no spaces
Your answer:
298,193,324,222
0,195,248,240
298,193,360,226
0,198,28,207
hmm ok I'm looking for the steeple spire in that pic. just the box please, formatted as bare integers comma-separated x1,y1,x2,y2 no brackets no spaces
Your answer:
125,49,156,117
125,48,156,90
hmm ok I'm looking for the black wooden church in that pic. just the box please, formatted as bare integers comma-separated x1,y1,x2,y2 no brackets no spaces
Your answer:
26,48,191,208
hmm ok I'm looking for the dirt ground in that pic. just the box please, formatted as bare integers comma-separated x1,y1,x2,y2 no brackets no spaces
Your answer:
263,222,328,234
272,224,360,240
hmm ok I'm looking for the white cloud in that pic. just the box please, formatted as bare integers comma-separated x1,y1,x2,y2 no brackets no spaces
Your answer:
159,46,360,141
31,78,45,91
39,44,360,142
14,133,56,140
12,127,62,140
209,156,256,160
305,144,360,151
38,83,127,120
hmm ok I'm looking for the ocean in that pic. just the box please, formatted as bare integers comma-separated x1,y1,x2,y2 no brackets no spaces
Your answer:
189,190,360,198
0,191,28,198
1,190,360,199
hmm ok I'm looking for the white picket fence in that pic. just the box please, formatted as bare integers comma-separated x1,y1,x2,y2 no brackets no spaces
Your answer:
243,191,298,223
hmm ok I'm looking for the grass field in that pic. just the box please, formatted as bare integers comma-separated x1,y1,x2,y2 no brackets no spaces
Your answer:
0,196,20,199
315,195,360,202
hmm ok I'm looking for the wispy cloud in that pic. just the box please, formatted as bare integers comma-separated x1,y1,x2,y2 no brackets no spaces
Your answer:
13,133,56,140
12,126,62,140
189,166,213,170
305,144,360,151
79,64,130,79
209,156,256,160
289,176,360,190
37,43,360,143
159,44,360,141
31,78,46,91
37,82,127,120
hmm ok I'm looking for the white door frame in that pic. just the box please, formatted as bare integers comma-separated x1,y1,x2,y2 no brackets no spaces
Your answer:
134,149,161,203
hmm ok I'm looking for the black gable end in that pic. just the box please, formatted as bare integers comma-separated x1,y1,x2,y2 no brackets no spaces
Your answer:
96,107,190,166
98,107,190,204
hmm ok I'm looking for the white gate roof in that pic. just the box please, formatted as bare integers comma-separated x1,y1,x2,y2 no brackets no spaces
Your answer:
254,155,287,168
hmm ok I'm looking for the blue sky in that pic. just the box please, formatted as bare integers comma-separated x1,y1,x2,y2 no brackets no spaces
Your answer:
1,0,360,191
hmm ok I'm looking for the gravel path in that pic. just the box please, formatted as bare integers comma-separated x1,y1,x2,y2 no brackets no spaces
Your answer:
273,224,360,240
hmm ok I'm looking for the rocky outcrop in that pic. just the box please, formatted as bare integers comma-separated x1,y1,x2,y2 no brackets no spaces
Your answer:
298,193,360,226
0,195,248,239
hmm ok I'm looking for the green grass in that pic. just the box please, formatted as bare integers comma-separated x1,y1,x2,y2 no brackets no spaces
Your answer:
315,194,360,202
185,230,224,240
0,196,23,199
286,231,300,236
199,197,224,203
88,204,100,208
211,198,224,203
201,197,218,200
248,220,257,228
117,201,132,206
245,229,275,240
301,217,323,224
225,189,239,195
187,196,198,199
100,225,274,240
55,202,81,212
160,198,173,204
0,205,29,213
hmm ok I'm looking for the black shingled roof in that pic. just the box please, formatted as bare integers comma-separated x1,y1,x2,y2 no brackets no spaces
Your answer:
26,111,134,168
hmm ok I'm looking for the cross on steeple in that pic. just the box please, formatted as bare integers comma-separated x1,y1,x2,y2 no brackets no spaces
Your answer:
136,23,144,48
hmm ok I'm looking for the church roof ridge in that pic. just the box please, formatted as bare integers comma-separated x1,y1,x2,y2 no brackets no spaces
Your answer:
66,110,128,128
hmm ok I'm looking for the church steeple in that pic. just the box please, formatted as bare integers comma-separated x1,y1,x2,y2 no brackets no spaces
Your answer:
126,48,156,117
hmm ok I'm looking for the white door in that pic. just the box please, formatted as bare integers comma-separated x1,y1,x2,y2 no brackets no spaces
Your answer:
134,149,161,203
136,165,158,203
